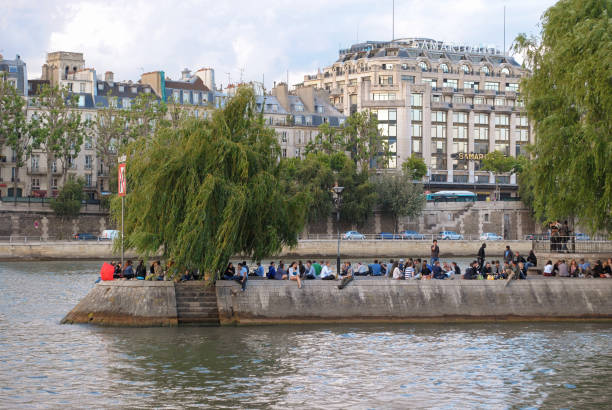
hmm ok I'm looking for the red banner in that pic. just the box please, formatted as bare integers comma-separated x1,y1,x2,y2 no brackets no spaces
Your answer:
118,163,126,197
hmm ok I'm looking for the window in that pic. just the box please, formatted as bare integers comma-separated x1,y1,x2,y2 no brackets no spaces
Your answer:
484,82,499,91
79,83,85,93
453,112,468,123
461,64,470,74
410,93,422,106
453,174,469,183
474,113,489,124
401,63,409,70
431,125,446,138
281,149,287,158
495,114,509,126
464,81,478,91
481,66,490,75
131,87,137,94
118,85,124,92
452,126,467,139
84,137,92,150
316,105,324,113
453,95,465,104
411,109,422,121
431,111,446,123
401,75,415,83
371,93,396,101
378,123,397,137
474,96,485,104
431,140,446,154
495,143,510,156
515,129,529,142
496,175,510,184
183,91,190,104
32,178,40,190
453,141,468,153
431,174,446,182
122,98,130,109
86,174,93,187
422,78,437,89
430,156,447,170
78,95,85,107
193,93,199,104
52,178,58,189
294,115,303,125
382,63,393,70
85,155,92,169
294,104,304,112
173,90,180,102
418,61,429,71
31,155,40,170
432,94,441,102
474,127,489,140
306,116,312,125
443,79,458,90
501,67,510,75
517,115,529,127
412,139,422,154
506,83,519,92
97,83,104,91
440,63,449,73
516,144,528,156
495,128,509,140
66,83,73,92
477,175,489,184
411,124,422,137
378,75,393,85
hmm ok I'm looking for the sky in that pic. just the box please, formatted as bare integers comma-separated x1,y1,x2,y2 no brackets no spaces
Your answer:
0,0,557,90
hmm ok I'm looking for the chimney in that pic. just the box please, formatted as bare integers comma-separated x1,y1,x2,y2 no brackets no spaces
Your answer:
105,71,114,82
181,68,191,81
271,82,290,112
0,54,3,61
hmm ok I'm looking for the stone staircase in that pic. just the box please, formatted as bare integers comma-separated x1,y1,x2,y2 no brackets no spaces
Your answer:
175,282,219,325
426,202,475,234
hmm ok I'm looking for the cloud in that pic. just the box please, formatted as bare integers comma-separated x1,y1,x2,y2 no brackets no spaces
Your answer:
0,0,555,89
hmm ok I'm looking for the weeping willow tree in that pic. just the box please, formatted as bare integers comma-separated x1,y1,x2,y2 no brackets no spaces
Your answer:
112,87,308,279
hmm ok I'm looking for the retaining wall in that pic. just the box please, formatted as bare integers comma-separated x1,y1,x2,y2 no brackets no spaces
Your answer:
215,279,612,325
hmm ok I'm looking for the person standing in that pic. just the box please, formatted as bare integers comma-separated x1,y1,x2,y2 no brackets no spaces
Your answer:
503,246,514,264
431,240,440,264
477,243,486,268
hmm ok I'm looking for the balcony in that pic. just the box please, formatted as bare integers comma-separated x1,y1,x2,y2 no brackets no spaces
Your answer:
441,86,456,94
494,105,514,113
431,101,451,110
11,177,20,183
473,104,493,112
453,103,472,111
97,170,109,177
504,90,517,99
463,88,475,96
361,99,406,108
483,89,498,96
27,166,47,175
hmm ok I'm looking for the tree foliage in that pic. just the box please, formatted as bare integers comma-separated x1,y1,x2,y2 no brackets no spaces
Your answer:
113,88,308,279
480,150,523,175
50,177,85,220
0,73,31,199
513,0,612,232
374,171,425,232
401,155,428,180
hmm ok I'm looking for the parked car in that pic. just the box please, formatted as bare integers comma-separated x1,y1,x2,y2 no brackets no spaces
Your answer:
343,231,365,240
377,232,397,240
73,233,98,240
524,234,550,240
438,231,464,240
479,232,503,241
574,233,591,241
99,229,119,240
398,230,426,240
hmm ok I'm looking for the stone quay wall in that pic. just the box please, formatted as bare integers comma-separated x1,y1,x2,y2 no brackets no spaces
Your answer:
62,279,612,327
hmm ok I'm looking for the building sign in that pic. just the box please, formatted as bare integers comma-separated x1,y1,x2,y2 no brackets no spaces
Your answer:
452,153,506,161
118,163,126,197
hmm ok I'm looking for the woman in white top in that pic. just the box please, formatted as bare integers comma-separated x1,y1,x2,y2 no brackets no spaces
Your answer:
288,261,302,288
543,260,554,276
392,262,402,279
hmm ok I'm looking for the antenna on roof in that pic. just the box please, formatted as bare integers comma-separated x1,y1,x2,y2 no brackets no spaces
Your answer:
356,22,359,43
503,5,506,55
225,72,231,86
239,67,245,83
392,0,395,41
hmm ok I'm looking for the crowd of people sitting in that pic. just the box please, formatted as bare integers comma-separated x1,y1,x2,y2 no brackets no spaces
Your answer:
106,260,202,282
542,258,612,278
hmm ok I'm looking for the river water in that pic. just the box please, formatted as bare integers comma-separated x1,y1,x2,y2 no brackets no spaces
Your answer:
0,260,611,408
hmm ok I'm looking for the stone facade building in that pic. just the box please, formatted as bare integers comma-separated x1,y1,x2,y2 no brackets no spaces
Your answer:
302,38,532,198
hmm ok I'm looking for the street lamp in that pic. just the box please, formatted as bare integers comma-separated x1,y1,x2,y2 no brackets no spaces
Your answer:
332,184,344,276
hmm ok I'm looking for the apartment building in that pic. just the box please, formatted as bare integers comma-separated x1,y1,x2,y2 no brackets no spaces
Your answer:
302,38,532,198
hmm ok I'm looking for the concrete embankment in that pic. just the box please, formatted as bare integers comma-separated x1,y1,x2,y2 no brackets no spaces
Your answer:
63,278,612,326
2,240,535,261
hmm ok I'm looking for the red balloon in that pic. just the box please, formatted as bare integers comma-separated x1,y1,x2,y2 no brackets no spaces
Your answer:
100,262,114,281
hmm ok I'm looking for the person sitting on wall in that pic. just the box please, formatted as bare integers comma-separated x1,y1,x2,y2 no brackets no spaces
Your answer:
288,261,302,289
432,261,446,280
420,261,432,279
135,260,146,280
463,261,479,280
369,259,382,276
452,261,461,277
275,263,288,280
267,262,277,280
320,261,335,280
338,261,354,289
527,250,538,268
154,260,164,280
113,262,122,279
592,260,605,278
254,262,265,277
355,262,369,276
223,263,236,280
305,261,317,279
123,260,135,280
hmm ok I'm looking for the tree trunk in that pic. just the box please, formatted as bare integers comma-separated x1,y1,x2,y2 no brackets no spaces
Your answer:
12,167,18,204
46,154,53,199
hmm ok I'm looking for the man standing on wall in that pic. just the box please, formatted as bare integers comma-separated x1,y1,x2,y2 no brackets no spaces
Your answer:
477,243,486,268
431,240,440,264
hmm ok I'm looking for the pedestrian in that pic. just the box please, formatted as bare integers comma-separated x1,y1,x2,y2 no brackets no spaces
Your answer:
477,243,486,267
431,240,440,263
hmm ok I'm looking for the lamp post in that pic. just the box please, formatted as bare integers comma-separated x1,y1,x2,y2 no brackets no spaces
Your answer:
332,184,344,276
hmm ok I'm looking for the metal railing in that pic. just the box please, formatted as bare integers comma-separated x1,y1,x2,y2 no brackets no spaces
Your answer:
298,233,508,241
0,236,57,243
532,236,612,253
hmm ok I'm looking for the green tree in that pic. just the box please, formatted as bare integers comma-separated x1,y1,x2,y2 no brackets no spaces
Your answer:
480,150,523,200
402,155,428,180
513,0,612,232
374,172,425,233
125,92,167,142
341,110,386,170
304,122,343,155
0,73,31,200
50,177,85,221
113,87,308,279
30,85,88,189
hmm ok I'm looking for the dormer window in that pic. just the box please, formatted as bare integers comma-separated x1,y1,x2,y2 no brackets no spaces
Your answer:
131,87,137,93
418,61,429,72
98,83,104,91
481,66,490,75
461,64,470,74
501,67,510,75
144,88,151,93
118,85,124,92
316,105,324,113
440,63,449,73
294,104,304,112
